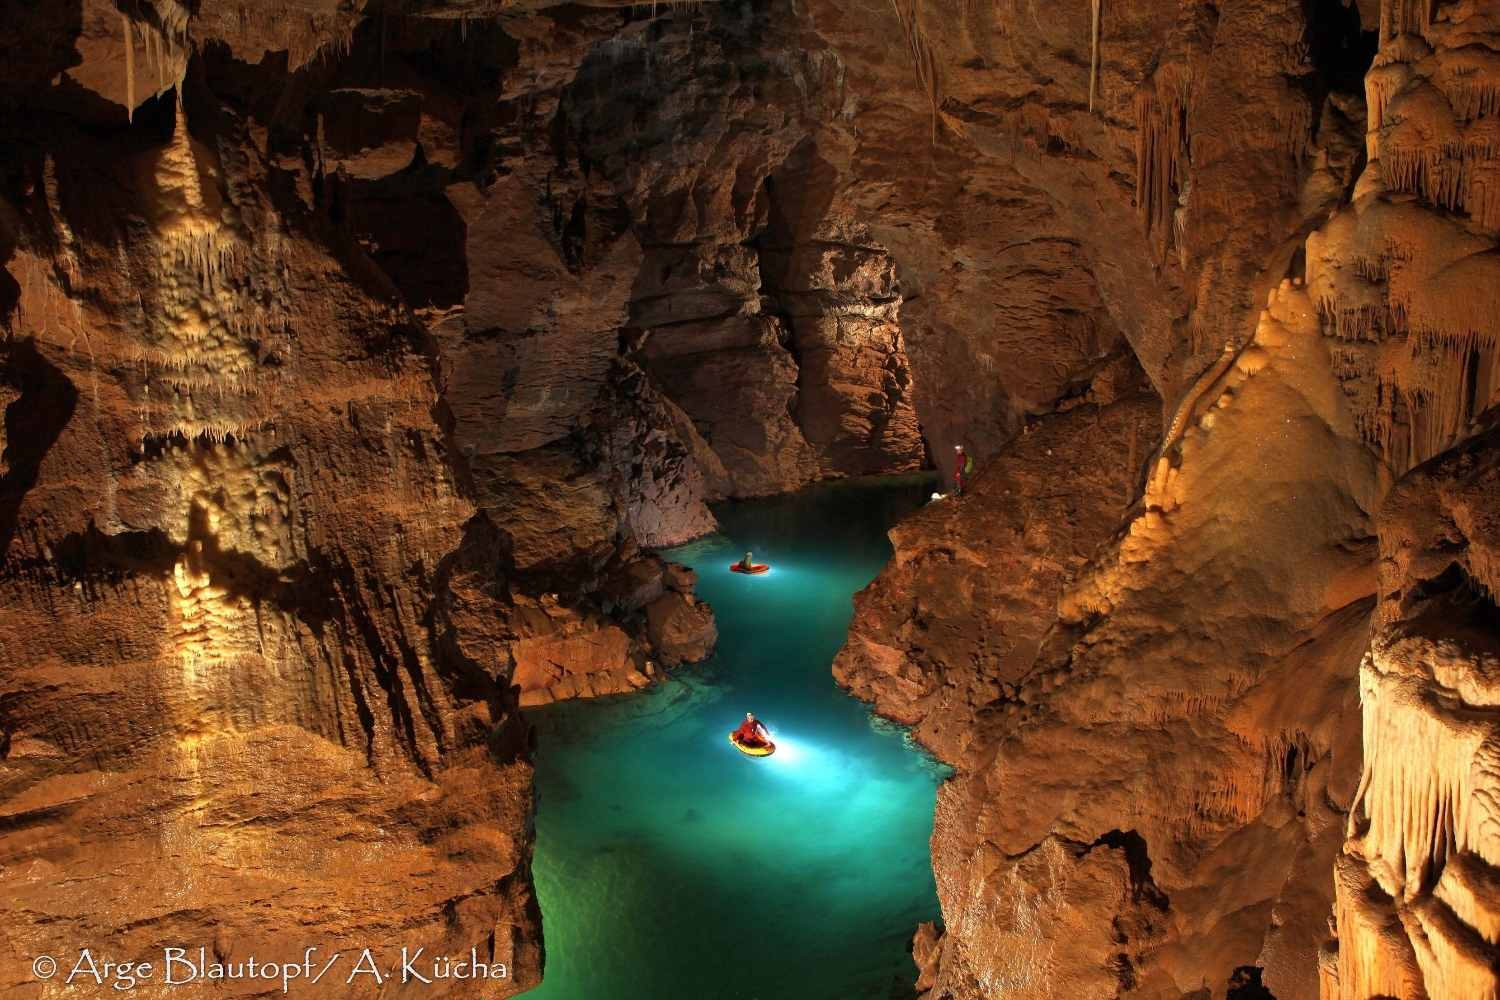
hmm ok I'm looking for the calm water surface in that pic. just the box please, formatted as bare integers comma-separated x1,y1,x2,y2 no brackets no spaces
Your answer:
523,474,948,1000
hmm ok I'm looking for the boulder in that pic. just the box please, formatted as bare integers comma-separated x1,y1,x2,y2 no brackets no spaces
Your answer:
645,590,717,667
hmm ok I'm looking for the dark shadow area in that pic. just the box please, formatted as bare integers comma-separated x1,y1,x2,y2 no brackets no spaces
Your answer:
347,169,471,309
0,0,83,99
1094,829,1156,891
1302,0,1378,98
1226,965,1278,999
47,523,177,580
0,337,78,560
1091,828,1171,910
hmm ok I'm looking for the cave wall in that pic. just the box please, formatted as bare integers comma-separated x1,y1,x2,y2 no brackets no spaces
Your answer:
0,85,544,993
0,0,937,991
836,0,1500,995
4,0,1500,997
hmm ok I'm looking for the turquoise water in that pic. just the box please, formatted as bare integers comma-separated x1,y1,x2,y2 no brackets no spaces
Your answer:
523,474,949,1000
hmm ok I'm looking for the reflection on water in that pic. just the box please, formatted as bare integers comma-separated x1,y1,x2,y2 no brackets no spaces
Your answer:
523,474,948,1000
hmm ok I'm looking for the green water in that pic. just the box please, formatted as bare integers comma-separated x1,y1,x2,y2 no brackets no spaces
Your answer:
523,474,949,1000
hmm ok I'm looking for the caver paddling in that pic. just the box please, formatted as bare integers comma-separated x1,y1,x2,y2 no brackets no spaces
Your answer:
730,551,770,574
729,712,775,756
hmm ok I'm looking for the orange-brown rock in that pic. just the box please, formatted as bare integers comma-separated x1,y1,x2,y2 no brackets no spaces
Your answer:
0,97,541,996
645,588,719,669
848,280,1386,999
835,351,1159,760
5,0,1500,998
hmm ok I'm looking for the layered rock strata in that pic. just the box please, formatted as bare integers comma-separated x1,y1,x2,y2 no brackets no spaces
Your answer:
5,0,1500,997
0,94,544,995
839,0,1500,992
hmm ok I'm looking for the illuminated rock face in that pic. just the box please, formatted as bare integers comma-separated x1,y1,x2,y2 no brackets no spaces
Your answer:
0,96,541,1000
1330,616,1500,1000
834,0,1500,990
2,0,1499,997
1318,403,1500,998
849,280,1383,1000
1306,17,1500,477
0,2,915,990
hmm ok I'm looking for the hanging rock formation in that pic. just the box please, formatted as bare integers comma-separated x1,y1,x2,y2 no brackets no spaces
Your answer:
838,0,1500,994
3,0,1500,996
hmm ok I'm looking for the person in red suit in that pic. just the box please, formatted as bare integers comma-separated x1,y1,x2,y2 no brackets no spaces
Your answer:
954,444,973,497
733,713,771,747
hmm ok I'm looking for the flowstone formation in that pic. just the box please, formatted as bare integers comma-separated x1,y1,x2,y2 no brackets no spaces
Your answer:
3,0,1500,996
0,0,925,991
837,0,1500,995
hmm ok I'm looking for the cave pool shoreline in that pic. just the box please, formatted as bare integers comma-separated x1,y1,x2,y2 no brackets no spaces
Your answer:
522,472,950,1000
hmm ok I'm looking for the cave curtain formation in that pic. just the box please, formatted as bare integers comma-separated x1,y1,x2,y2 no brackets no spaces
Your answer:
2,0,1500,998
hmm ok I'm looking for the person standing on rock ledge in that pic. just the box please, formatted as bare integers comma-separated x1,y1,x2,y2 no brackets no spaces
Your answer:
953,444,973,498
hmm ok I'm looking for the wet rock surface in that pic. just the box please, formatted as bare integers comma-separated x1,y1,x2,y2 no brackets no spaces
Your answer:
1,0,1499,997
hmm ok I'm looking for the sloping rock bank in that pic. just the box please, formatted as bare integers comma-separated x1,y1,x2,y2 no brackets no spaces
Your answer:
838,1,1500,996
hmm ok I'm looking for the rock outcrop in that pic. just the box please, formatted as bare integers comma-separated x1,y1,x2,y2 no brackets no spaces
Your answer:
0,92,543,994
849,281,1381,1000
4,0,1500,996
835,0,1500,992
835,350,1160,760
506,558,716,708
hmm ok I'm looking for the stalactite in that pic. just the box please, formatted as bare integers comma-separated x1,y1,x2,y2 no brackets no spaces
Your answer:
891,0,940,142
1172,180,1191,269
1088,0,1100,112
196,5,363,73
1332,854,1428,1000
1134,63,1195,236
1354,639,1500,889
1437,46,1500,122
1381,0,1432,44
1331,620,1500,999
122,12,134,120
1376,76,1500,232
1407,894,1500,1000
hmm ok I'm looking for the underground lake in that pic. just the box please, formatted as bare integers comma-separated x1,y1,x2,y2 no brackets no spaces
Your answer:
522,473,950,1000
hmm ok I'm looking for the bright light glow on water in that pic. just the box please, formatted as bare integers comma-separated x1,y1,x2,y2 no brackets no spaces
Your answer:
524,474,949,1000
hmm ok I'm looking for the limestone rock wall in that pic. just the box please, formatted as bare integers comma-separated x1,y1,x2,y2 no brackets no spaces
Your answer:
1319,413,1500,998
0,91,542,995
6,0,1500,997
0,0,936,990
834,349,1160,760
0,4,704,994
850,281,1381,1000
1306,4,1500,477
837,0,1500,993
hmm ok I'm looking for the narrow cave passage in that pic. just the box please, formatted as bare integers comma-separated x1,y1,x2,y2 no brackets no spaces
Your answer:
527,475,947,1000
